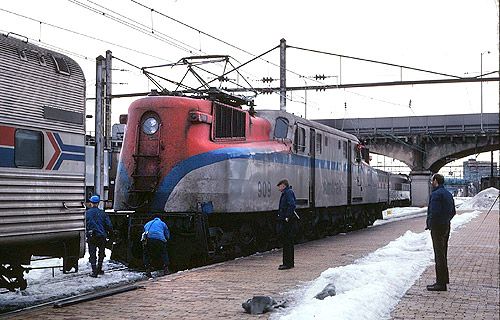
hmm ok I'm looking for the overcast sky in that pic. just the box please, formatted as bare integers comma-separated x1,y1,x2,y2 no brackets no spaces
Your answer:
1,0,498,164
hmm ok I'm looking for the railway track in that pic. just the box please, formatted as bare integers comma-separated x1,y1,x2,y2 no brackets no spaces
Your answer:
0,264,143,315
1,283,142,317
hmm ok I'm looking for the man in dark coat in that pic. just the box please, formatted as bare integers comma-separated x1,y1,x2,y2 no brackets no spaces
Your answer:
426,173,456,291
85,195,113,277
276,179,297,270
143,213,171,277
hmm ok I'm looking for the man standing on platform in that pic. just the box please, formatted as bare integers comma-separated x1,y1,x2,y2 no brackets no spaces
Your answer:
426,173,456,291
86,195,113,277
276,179,297,270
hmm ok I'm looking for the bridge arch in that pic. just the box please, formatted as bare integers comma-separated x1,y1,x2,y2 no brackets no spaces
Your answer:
318,113,499,205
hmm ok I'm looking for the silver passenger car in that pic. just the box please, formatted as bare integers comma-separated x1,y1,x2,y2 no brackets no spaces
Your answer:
0,33,86,290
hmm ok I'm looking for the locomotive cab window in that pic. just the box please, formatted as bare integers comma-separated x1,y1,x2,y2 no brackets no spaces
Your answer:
15,129,43,168
213,102,246,140
274,117,289,139
294,126,306,152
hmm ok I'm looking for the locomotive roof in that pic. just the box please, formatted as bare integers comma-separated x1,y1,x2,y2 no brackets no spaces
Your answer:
256,109,359,142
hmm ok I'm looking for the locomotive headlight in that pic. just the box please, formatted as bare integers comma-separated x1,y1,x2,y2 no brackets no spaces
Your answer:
142,117,159,135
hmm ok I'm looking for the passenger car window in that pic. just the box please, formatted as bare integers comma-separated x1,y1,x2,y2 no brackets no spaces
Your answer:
15,129,43,168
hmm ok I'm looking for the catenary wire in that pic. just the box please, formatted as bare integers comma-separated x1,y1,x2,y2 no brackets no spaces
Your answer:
0,8,171,63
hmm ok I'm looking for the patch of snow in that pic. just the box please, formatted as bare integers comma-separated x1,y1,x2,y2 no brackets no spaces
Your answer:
272,210,480,320
458,187,499,210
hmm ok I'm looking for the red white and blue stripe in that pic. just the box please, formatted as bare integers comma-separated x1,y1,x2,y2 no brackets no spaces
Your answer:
46,132,85,170
0,125,84,170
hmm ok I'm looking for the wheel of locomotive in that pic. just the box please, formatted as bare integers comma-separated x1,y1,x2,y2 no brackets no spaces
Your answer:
237,223,256,255
254,222,272,253
17,277,27,291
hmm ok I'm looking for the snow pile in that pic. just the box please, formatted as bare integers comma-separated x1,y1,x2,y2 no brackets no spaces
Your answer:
273,210,480,320
458,187,499,210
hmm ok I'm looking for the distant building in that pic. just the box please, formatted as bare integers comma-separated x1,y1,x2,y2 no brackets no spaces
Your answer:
111,123,125,152
463,159,498,195
85,123,126,208
443,177,471,197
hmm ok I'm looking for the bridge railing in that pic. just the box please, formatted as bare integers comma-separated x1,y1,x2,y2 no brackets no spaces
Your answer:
317,113,499,136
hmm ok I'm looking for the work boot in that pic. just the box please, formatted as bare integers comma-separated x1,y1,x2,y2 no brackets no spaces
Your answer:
426,283,447,291
145,267,152,278
90,265,98,278
97,262,104,275
163,266,171,275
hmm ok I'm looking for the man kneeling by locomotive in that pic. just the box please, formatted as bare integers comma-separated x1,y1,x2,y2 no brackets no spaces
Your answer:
142,213,171,278
85,195,113,278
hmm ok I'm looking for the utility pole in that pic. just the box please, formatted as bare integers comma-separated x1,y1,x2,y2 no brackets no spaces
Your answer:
480,50,490,132
105,50,112,150
94,55,105,208
280,38,286,112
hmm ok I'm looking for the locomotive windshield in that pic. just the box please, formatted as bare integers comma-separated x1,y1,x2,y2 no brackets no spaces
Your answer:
274,117,289,139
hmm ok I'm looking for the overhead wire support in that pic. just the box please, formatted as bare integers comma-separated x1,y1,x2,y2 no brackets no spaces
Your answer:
288,45,464,79
201,45,280,91
220,76,500,93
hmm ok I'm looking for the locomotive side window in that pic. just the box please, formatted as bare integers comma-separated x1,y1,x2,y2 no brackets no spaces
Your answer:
316,133,322,154
15,129,43,168
213,103,246,140
294,126,306,152
342,141,348,158
274,117,289,139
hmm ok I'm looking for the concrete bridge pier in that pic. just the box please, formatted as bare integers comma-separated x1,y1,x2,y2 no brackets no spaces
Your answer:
410,171,433,207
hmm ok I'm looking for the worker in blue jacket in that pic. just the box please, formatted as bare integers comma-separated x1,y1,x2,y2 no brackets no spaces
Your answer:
85,195,113,277
426,173,456,291
277,179,297,270
142,213,171,277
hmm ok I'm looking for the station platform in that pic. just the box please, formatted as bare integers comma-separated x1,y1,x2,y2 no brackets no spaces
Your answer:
5,209,498,320
391,209,499,320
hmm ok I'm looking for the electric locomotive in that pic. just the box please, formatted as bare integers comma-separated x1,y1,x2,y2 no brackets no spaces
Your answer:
0,34,86,290
112,91,389,269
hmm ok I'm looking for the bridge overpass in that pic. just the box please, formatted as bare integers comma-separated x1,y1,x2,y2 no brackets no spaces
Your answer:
317,113,499,206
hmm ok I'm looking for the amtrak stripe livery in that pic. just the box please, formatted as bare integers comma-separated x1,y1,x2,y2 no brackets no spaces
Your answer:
0,125,85,171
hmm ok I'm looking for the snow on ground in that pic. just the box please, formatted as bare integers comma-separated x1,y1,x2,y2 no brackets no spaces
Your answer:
0,249,144,312
272,189,498,320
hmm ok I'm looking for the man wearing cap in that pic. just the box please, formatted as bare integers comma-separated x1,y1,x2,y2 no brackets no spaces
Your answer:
86,195,113,277
276,179,297,270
